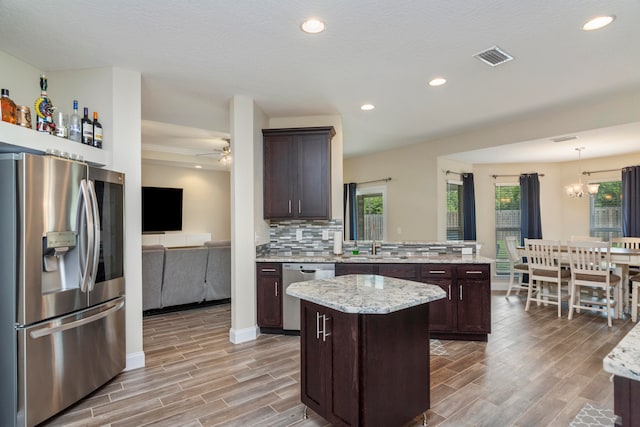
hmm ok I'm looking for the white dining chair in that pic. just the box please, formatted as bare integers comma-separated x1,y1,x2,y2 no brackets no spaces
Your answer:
570,235,603,242
567,241,621,327
505,236,528,298
631,274,640,322
524,239,571,317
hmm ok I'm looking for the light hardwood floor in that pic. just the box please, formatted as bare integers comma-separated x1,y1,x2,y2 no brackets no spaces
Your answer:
43,292,635,427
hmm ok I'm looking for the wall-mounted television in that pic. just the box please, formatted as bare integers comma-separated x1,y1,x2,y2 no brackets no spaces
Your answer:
142,186,183,233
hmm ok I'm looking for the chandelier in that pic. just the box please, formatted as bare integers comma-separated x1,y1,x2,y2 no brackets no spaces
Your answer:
565,147,599,198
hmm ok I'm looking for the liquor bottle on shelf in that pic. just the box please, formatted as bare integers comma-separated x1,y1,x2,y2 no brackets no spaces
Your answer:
81,107,93,146
1,89,17,124
34,75,56,134
92,111,102,149
68,100,82,142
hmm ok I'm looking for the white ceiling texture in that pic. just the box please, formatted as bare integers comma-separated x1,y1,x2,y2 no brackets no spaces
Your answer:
1,1,639,168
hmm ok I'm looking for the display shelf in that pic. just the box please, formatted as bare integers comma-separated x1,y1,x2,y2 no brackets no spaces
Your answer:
0,121,108,166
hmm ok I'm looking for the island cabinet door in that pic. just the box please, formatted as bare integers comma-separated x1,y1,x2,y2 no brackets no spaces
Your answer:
300,300,359,427
456,265,491,334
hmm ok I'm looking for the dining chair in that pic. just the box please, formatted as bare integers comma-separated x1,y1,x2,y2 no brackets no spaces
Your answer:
505,236,529,298
567,241,621,327
524,239,571,317
570,235,603,242
631,274,640,322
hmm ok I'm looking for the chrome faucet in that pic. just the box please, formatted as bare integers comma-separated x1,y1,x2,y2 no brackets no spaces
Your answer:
371,240,381,255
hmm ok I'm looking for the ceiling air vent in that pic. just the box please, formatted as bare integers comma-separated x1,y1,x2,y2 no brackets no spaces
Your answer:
550,136,578,143
473,46,514,67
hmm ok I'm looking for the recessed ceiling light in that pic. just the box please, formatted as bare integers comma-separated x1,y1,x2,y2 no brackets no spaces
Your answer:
360,104,375,111
582,15,615,31
301,18,326,34
195,165,202,169
428,78,447,87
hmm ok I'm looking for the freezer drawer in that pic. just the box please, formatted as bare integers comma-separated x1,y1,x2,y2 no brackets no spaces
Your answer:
17,297,125,427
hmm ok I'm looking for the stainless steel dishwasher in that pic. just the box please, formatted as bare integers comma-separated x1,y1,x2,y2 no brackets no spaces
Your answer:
282,263,335,331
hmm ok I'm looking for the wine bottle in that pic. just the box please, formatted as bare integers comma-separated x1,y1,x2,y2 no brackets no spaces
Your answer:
81,107,93,146
68,100,81,142
34,75,56,134
1,89,17,124
92,111,102,149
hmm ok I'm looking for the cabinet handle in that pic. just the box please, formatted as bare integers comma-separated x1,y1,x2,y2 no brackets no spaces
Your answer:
322,316,331,342
275,281,278,297
288,200,292,214
459,285,463,301
429,270,446,274
316,312,322,339
261,268,276,273
448,284,451,301
465,271,483,275
298,200,301,214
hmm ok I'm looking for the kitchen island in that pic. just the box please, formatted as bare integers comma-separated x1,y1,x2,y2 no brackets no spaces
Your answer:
287,274,446,427
603,322,640,426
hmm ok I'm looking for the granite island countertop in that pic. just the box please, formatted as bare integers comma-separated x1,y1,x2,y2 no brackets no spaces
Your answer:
286,274,447,314
257,253,494,264
603,322,640,381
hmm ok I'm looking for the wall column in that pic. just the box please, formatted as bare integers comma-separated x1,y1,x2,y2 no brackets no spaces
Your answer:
229,95,258,343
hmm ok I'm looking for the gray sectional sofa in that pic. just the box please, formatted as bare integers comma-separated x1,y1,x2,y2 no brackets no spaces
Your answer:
142,241,231,311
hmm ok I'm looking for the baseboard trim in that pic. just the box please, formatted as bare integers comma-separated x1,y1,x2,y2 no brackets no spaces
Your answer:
125,351,146,371
229,325,259,344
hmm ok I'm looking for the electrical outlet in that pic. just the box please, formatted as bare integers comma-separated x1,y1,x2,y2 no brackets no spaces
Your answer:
322,230,329,240
296,229,303,241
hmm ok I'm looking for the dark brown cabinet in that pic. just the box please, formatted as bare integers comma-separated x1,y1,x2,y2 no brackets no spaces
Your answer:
263,127,335,220
335,263,418,280
300,299,430,426
613,375,640,426
256,263,282,328
421,264,491,341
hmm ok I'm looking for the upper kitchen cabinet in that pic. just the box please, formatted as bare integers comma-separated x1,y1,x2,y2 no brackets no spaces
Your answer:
263,127,335,220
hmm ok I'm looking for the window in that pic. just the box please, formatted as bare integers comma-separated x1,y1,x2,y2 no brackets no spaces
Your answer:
446,181,464,240
356,186,386,240
495,184,521,275
589,180,622,241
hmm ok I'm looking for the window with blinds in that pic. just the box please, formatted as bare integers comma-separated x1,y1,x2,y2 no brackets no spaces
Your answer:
495,184,521,275
589,180,622,241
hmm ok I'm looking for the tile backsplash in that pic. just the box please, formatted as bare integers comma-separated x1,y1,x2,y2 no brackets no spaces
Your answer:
260,219,477,257
266,219,343,255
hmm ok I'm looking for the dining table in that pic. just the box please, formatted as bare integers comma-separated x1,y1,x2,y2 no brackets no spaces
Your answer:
516,245,640,319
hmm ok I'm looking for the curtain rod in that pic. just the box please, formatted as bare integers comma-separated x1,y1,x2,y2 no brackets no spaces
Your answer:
357,177,392,185
491,173,545,178
582,168,619,176
444,170,472,176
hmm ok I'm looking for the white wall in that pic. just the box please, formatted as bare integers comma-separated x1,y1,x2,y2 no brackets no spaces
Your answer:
141,163,231,240
268,115,344,219
0,51,43,115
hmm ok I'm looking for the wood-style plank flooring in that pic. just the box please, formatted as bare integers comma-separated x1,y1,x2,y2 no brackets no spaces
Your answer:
43,292,635,427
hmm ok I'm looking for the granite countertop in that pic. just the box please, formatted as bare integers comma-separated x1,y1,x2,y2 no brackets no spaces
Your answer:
257,254,494,264
603,322,640,381
286,274,447,314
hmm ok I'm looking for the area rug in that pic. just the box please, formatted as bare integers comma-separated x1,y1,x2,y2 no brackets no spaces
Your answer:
569,403,616,427
429,339,448,356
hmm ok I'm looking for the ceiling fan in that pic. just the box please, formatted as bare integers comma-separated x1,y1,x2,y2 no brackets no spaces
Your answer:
195,138,232,165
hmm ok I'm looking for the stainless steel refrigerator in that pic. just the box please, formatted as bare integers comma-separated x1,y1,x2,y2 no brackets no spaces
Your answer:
0,153,126,427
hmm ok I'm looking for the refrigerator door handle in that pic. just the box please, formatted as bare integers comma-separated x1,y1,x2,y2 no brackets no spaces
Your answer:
87,180,101,291
77,179,95,293
29,300,125,339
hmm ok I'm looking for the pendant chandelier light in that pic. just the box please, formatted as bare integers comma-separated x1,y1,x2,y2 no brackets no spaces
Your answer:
565,147,599,198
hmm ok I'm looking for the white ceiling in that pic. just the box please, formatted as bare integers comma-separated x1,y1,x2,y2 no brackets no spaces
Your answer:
1,1,639,164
